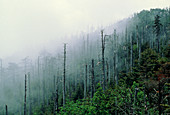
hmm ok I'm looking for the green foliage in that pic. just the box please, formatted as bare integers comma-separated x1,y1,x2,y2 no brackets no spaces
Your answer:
72,84,84,101
92,84,109,114
154,15,162,37
163,44,170,59
31,8,170,115
57,82,157,115
58,83,110,115
140,48,160,79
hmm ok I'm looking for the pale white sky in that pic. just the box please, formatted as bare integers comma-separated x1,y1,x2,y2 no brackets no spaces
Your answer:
0,0,169,59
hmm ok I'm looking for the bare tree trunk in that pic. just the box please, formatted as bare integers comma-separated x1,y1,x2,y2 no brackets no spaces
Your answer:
53,75,58,115
43,70,45,105
19,83,23,115
113,29,117,85
84,64,87,99
116,35,119,85
55,89,58,114
37,56,40,105
28,72,32,115
56,76,59,113
136,25,139,50
5,105,8,115
101,30,106,91
136,25,141,62
113,54,116,85
24,74,27,115
130,34,133,72
91,59,94,98
53,75,56,94
63,44,66,107
125,27,129,73
53,75,56,115
139,29,142,64
106,60,109,87
88,64,91,94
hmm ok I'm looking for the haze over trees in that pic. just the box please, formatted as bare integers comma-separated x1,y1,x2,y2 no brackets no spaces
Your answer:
0,7,170,115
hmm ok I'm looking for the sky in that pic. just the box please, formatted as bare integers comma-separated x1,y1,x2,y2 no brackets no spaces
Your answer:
0,0,169,61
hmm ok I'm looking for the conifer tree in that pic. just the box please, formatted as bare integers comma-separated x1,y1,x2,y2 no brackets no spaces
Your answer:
154,15,162,53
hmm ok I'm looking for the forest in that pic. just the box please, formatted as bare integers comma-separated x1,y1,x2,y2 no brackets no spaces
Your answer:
0,8,170,115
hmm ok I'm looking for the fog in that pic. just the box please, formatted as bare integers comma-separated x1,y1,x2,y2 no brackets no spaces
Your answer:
0,0,169,64
0,0,169,114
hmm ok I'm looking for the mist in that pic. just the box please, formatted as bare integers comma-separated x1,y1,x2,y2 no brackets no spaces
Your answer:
0,0,170,114
0,0,169,61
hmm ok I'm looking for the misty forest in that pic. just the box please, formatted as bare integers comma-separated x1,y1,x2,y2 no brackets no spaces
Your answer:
0,7,170,115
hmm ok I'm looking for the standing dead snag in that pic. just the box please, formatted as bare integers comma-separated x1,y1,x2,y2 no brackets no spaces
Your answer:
24,74,27,115
63,44,66,107
88,64,91,93
42,70,46,105
130,34,133,72
101,30,106,91
56,75,59,113
136,25,141,62
84,64,87,99
91,59,94,98
53,75,58,115
113,29,118,85
5,105,8,115
37,56,40,105
106,60,109,87
28,72,32,115
53,75,56,115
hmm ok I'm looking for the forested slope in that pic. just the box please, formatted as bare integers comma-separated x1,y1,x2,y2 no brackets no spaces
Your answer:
0,8,169,115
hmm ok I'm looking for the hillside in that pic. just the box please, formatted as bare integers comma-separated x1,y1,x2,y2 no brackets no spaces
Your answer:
0,8,170,115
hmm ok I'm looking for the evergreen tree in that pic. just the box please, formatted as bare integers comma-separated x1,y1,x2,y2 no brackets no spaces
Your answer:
153,15,162,53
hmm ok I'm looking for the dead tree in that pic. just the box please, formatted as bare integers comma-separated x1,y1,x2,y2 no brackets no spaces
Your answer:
88,64,91,93
84,64,87,99
130,34,133,72
101,30,106,91
91,59,94,98
56,76,59,113
113,29,117,85
37,56,40,105
63,44,66,107
113,53,116,85
136,26,141,62
53,75,56,93
24,74,27,115
106,60,109,87
53,75,58,115
5,105,8,115
28,72,32,115
136,25,139,50
43,70,45,105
